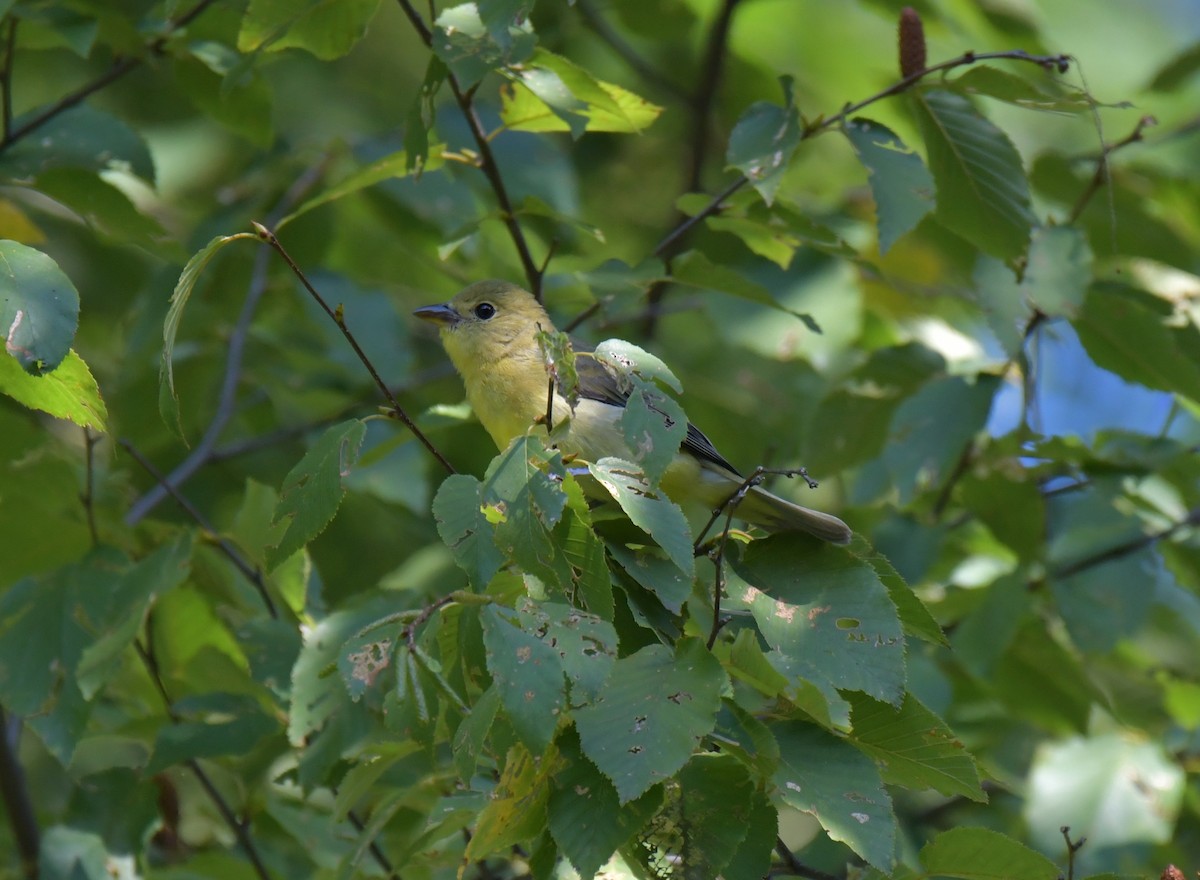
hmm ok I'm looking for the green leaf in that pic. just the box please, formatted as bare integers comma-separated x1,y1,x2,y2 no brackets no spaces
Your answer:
466,743,557,859
432,2,536,89
278,148,445,228
338,621,401,700
159,233,254,439
729,535,906,708
726,77,801,205
671,251,821,332
433,474,504,587
857,543,946,646
0,240,79,373
556,475,614,620
913,89,1036,259
587,458,694,575
591,338,682,394
607,542,693,615
1073,282,1200,403
483,434,572,589
620,387,687,485
1025,733,1184,854
239,0,380,60
1023,225,1093,318
267,419,368,569
453,684,502,779
1050,549,1164,653
174,51,274,146
0,105,155,182
847,691,985,801
481,604,567,754
575,639,726,803
1149,42,1200,92
950,65,1092,114
32,168,174,254
0,348,107,430
39,828,115,880
920,827,1059,880
549,728,661,878
883,375,1000,505
662,754,758,878
721,790,778,880
774,721,896,870
843,117,935,253
147,704,279,774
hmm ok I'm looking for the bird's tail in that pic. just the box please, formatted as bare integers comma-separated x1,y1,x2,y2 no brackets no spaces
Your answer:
734,485,853,544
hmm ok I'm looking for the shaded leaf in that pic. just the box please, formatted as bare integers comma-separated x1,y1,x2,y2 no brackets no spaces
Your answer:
481,604,567,754
588,458,694,575
239,0,380,60
0,240,79,373
433,473,504,587
843,117,935,253
726,77,800,204
920,827,1058,880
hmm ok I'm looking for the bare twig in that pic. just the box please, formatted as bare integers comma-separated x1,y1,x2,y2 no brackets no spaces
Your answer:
80,427,100,547
0,707,38,880
126,158,332,525
0,0,221,151
1060,826,1086,880
133,639,274,880
346,808,403,880
121,439,278,619
392,0,543,298
650,48,1072,269
1050,506,1200,580
1066,114,1155,223
252,222,457,475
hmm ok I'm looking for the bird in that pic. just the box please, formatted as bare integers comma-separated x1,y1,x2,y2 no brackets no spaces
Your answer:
413,280,852,544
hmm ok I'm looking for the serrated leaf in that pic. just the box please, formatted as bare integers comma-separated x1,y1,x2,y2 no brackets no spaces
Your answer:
466,743,560,859
950,65,1092,114
728,535,905,708
453,684,502,779
31,168,175,255
0,348,107,430
0,240,79,374
575,639,726,803
774,721,896,870
587,458,694,575
606,542,692,615
914,89,1035,259
843,117,935,253
512,599,618,703
619,387,687,484
432,2,535,89
481,604,567,754
920,827,1058,880
239,0,380,60
726,77,800,205
1073,282,1200,403
433,473,504,587
556,475,614,620
549,728,661,878
159,233,254,439
847,691,985,801
1023,225,1092,317
267,420,367,569
671,251,821,332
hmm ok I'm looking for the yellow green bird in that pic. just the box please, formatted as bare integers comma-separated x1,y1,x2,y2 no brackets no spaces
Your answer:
414,280,852,544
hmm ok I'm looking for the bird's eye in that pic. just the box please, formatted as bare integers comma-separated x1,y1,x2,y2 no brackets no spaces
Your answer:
474,302,496,320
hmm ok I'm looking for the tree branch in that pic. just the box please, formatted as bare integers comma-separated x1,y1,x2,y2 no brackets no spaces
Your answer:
685,0,742,194
0,0,221,151
772,838,840,880
392,0,543,298
251,223,457,475
125,157,332,525
1066,114,1155,224
573,0,689,102
133,639,275,880
0,706,39,880
1050,505,1200,580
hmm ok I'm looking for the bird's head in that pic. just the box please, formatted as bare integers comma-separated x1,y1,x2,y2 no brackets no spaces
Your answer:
414,280,553,370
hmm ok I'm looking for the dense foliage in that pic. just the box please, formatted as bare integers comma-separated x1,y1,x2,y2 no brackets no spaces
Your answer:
2,1,1200,878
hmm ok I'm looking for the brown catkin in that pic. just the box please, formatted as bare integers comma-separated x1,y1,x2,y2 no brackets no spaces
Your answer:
899,7,927,78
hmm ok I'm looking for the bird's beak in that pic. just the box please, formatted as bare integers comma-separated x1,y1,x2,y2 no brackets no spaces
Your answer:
413,302,461,326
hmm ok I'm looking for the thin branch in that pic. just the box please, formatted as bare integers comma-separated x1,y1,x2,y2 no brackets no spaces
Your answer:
252,223,457,475
121,439,278,619
346,808,403,880
0,0,221,151
126,159,331,525
1060,825,1086,880
0,706,39,880
573,0,689,101
81,427,100,547
133,640,274,880
1,17,17,140
1050,505,1200,580
1066,114,1155,224
772,838,840,880
648,48,1071,270
392,0,543,298
685,0,742,194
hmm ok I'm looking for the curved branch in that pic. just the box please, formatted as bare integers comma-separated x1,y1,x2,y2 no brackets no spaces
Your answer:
0,706,38,880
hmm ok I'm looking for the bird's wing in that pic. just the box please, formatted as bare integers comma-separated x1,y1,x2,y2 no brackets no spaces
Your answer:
572,344,742,476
